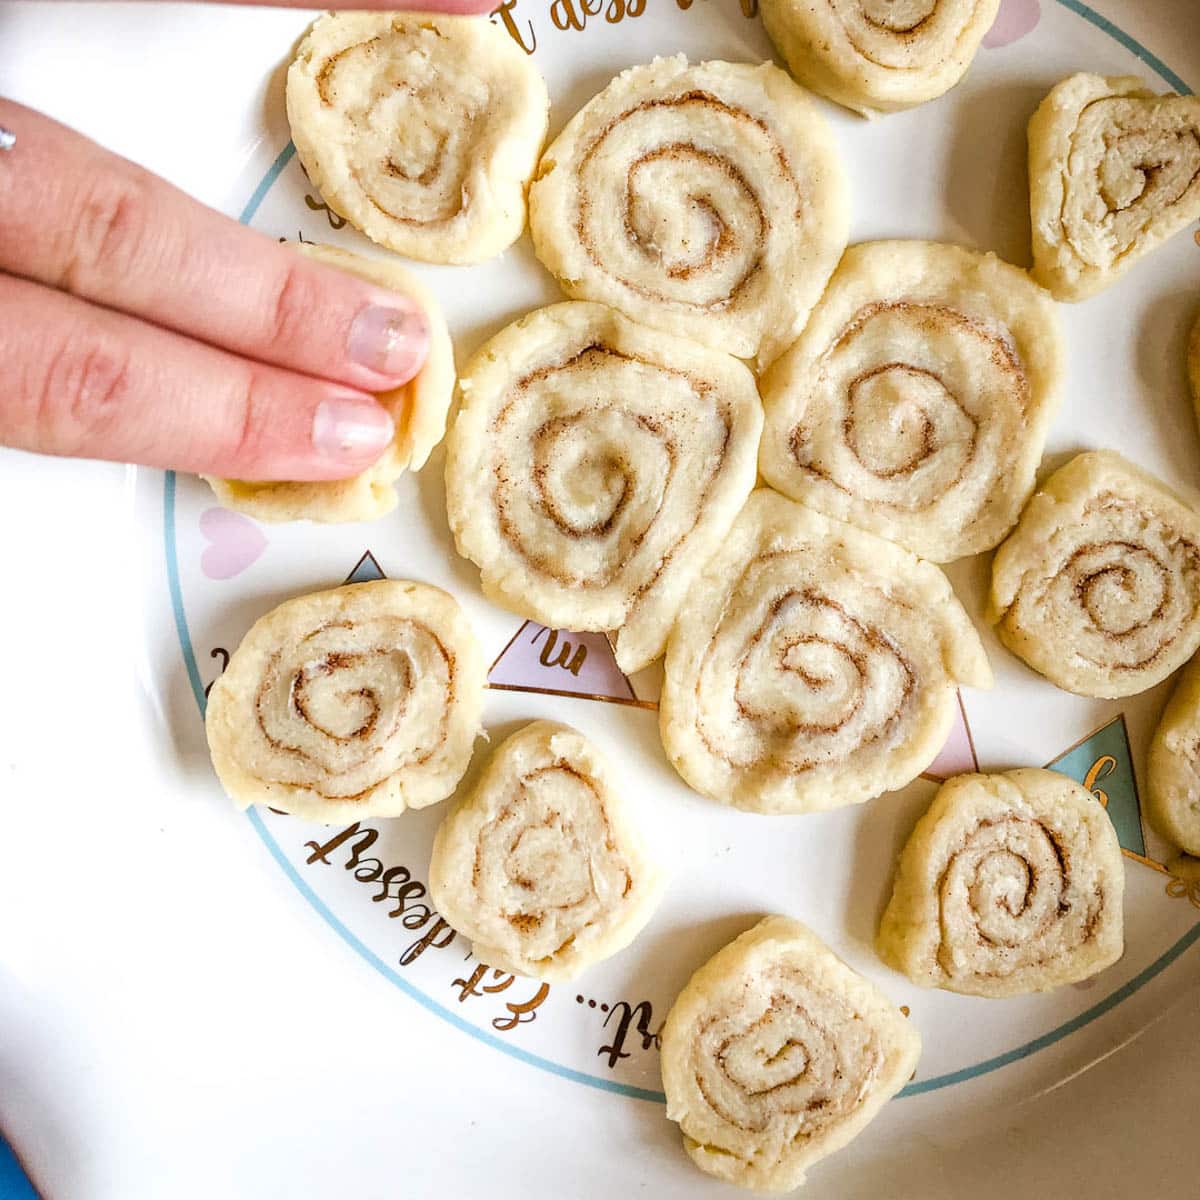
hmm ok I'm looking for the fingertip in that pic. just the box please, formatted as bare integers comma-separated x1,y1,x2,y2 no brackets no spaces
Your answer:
347,299,431,386
311,393,396,475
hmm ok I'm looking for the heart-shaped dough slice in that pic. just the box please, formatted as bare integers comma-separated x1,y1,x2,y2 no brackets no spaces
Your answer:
205,580,485,822
878,768,1125,997
661,916,920,1191
287,13,549,265
206,243,455,523
759,0,1000,117
659,490,992,813
428,721,663,981
990,450,1200,698
1029,73,1200,300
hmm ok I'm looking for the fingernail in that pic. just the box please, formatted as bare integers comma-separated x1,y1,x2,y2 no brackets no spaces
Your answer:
347,301,430,380
312,395,395,463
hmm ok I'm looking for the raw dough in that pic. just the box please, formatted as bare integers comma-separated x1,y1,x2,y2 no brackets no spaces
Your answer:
287,13,549,264
206,243,455,523
528,56,848,369
1029,73,1200,300
759,0,1000,117
428,721,663,981
444,301,762,674
659,489,992,813
990,451,1200,698
660,915,920,1192
1147,654,1200,856
878,768,1125,996
205,580,484,822
759,240,1063,561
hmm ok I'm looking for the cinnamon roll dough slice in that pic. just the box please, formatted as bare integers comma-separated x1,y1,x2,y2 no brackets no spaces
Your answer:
1147,654,1200,856
990,451,1200,698
206,244,455,523
529,56,848,369
878,769,1125,997
444,302,762,675
660,490,992,814
205,580,484,823
661,916,920,1192
760,0,999,117
760,241,1064,562
428,722,663,981
287,13,549,264
1029,74,1200,301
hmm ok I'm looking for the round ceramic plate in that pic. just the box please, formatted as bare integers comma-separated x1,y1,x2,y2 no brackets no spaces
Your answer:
141,0,1198,1184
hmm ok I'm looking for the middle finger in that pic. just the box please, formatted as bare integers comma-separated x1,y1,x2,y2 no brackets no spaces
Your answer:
0,100,430,393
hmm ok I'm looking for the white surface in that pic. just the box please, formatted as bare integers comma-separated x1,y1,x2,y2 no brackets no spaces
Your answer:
1,2,1199,1197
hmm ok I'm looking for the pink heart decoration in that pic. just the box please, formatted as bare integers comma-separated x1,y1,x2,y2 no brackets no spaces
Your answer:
200,507,267,580
983,0,1041,49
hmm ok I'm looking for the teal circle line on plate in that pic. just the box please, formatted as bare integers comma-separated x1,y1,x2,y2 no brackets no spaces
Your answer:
167,2,1198,1104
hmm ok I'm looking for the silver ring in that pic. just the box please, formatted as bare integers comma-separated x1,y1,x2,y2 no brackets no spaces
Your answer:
0,127,15,152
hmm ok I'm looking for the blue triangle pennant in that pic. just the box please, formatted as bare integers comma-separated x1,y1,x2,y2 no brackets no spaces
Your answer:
345,550,386,585
1046,715,1146,858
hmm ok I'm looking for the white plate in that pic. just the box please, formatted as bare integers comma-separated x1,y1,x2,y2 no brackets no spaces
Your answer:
1,1,1199,1196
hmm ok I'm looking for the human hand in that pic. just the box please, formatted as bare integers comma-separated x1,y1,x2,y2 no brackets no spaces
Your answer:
0,0,491,481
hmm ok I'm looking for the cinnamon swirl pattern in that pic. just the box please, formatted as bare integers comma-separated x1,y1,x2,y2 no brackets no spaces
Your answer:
659,490,992,814
206,244,455,523
990,451,1200,698
877,769,1125,997
444,302,762,675
528,57,848,368
287,14,549,264
660,916,920,1192
759,241,1064,562
428,722,663,981
1147,654,1200,857
1029,74,1200,300
759,0,1000,116
205,581,485,822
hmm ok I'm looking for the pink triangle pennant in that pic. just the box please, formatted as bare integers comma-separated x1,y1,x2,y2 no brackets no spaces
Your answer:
488,621,656,710
922,692,979,782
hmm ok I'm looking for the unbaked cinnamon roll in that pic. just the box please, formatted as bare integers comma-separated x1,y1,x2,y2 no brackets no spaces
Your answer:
659,490,992,814
759,240,1064,562
1029,74,1200,300
759,0,1000,116
205,580,485,822
428,722,663,981
990,451,1200,698
1147,654,1200,857
878,769,1125,996
444,302,762,674
528,56,848,369
287,13,549,264
206,244,455,523
661,916,920,1192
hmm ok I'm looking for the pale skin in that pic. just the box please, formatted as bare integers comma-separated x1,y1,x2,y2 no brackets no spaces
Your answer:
0,0,494,482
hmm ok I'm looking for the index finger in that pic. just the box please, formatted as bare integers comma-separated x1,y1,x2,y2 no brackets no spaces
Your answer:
0,100,432,392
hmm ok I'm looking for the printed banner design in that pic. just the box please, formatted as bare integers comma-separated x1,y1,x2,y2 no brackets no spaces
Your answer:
1046,715,1148,861
488,620,657,709
922,693,979,782
345,550,387,585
